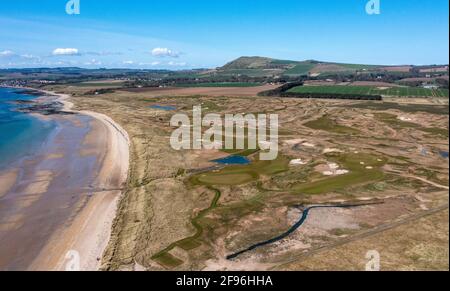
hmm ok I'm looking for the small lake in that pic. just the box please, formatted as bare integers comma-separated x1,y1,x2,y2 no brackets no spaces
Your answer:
439,151,449,159
150,105,177,111
213,155,251,165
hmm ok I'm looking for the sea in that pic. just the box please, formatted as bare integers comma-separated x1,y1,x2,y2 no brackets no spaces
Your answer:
0,87,57,170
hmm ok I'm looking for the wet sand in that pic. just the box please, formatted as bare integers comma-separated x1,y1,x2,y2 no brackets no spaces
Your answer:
0,91,130,271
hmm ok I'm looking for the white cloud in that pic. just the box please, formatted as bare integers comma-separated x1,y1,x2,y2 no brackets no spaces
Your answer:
52,48,79,56
151,47,179,58
0,50,15,57
122,60,135,65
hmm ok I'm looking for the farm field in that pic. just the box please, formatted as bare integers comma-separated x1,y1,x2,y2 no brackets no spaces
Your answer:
284,62,316,76
289,85,449,98
175,82,262,88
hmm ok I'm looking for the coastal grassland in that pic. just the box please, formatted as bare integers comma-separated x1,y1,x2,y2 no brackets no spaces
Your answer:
43,83,449,271
292,152,387,195
151,154,290,268
152,186,221,268
304,115,360,135
340,101,449,115
375,112,449,138
277,209,449,271
289,85,449,98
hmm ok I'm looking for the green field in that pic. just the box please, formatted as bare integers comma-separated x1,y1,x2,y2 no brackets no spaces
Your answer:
176,82,262,88
289,85,449,98
284,63,316,76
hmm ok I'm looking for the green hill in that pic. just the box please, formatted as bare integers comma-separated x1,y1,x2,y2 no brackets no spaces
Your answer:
216,57,387,77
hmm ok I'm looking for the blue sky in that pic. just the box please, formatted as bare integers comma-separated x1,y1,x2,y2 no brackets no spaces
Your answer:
0,0,448,69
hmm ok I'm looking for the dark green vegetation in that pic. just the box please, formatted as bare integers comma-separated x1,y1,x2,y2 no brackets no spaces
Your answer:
289,85,449,98
258,81,382,100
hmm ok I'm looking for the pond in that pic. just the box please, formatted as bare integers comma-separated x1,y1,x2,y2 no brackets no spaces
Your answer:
150,105,177,111
212,155,251,165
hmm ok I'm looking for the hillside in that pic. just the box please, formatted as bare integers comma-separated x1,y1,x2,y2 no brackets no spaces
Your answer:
215,56,449,78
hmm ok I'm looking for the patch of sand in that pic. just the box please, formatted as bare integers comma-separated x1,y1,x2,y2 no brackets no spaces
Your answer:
0,213,25,232
323,148,343,154
23,171,53,195
316,163,349,176
45,153,64,160
0,170,18,198
398,116,413,122
302,142,316,148
289,159,307,166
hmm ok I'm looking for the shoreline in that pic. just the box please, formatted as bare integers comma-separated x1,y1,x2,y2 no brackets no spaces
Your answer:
33,89,131,271
0,87,130,271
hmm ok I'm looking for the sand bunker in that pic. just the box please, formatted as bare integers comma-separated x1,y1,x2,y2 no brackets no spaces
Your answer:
302,142,316,148
398,116,413,122
289,159,307,166
316,163,349,176
323,148,343,154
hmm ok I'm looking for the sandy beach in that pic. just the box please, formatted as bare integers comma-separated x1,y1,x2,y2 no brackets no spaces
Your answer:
0,89,130,271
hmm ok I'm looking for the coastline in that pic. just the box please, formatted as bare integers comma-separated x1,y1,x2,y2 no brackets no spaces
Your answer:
0,87,130,271
33,89,131,271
